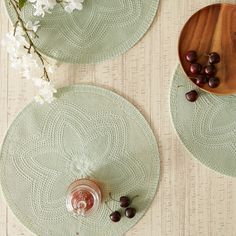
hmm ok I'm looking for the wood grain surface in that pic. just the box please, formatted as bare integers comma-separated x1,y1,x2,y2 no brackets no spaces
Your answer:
179,3,236,95
1,0,236,236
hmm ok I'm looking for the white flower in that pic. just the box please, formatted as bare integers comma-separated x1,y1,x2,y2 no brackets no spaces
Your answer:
21,54,40,78
29,0,57,17
34,95,45,104
32,77,46,87
22,69,31,80
14,27,28,45
1,25,58,105
11,57,23,69
33,5,46,17
47,62,58,74
37,84,57,103
1,29,27,58
33,78,57,104
25,21,40,33
64,0,84,13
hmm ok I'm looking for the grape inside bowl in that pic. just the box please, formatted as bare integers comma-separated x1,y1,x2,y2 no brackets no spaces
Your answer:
178,3,236,95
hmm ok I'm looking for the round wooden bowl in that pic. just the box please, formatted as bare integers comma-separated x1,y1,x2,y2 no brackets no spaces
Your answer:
179,3,236,95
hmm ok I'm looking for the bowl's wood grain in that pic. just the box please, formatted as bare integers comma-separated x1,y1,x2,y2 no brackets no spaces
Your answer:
179,3,236,95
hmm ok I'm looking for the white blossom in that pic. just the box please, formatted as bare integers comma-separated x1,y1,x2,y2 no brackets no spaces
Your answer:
14,27,28,45
34,94,45,104
33,77,46,87
28,0,57,17
25,21,40,33
1,23,57,105
33,78,57,104
64,0,84,13
2,28,28,58
47,62,58,74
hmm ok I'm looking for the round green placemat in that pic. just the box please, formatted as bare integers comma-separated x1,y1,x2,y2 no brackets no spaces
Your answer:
4,0,159,64
170,65,236,177
0,85,160,236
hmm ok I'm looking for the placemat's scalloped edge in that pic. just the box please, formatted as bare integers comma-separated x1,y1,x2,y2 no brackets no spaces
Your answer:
0,84,160,236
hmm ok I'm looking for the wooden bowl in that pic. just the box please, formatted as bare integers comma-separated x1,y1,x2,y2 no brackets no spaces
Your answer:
179,3,236,95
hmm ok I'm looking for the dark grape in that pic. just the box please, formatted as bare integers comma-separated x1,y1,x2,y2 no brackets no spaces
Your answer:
125,208,136,218
120,196,130,208
208,77,220,88
186,50,197,63
209,52,220,64
204,65,216,76
110,211,121,222
195,75,207,86
190,63,202,74
185,90,198,102
200,67,206,75
190,77,197,83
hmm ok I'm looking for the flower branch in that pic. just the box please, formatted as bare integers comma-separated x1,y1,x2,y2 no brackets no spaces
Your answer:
2,0,85,104
10,0,50,81
2,0,57,104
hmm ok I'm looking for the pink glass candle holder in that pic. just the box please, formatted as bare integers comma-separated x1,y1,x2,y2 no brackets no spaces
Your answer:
66,179,102,217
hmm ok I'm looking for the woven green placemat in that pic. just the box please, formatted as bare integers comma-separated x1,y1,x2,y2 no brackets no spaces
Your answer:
4,0,159,64
0,85,160,236
170,65,236,177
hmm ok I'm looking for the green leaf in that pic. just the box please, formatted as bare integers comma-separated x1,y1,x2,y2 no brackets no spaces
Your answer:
19,0,26,10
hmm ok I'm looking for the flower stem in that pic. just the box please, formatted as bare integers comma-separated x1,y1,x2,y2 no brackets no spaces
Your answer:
9,0,50,81
13,20,19,35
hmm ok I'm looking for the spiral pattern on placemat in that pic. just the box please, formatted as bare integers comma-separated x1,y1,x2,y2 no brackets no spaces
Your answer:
0,85,160,236
4,0,159,63
170,65,236,176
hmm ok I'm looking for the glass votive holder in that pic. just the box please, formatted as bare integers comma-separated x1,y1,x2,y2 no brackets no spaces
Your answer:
66,179,102,217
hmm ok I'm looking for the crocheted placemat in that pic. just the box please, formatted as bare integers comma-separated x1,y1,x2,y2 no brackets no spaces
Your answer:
0,85,160,236
170,65,236,176
4,0,159,64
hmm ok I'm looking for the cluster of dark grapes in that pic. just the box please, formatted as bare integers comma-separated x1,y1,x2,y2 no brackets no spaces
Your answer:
106,193,138,222
185,50,221,102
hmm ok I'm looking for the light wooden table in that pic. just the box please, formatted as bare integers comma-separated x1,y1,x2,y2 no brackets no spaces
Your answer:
1,0,236,235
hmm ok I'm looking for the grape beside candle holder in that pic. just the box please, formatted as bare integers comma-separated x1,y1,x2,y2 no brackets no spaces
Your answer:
66,179,102,217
